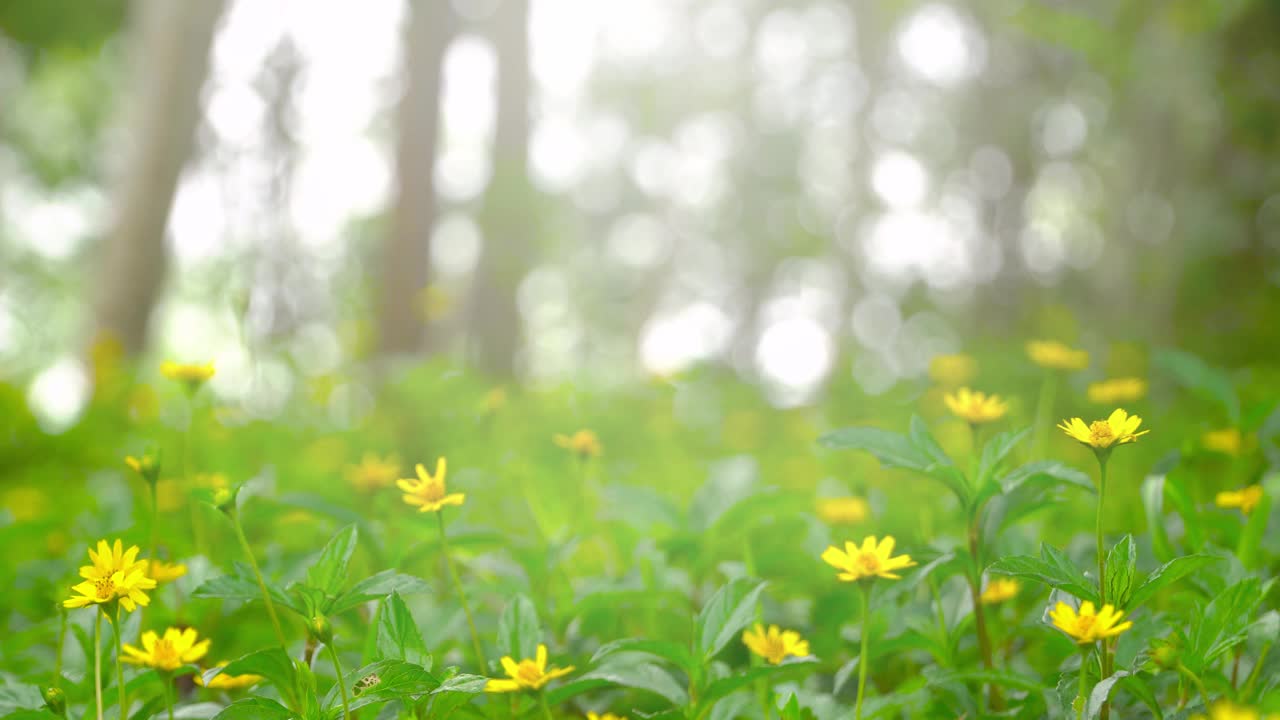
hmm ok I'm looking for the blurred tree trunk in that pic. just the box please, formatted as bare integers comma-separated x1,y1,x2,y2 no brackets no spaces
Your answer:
378,1,453,355
90,0,225,355
470,0,532,377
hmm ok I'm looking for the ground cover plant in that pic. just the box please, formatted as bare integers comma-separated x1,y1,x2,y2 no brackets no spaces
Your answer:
0,343,1276,720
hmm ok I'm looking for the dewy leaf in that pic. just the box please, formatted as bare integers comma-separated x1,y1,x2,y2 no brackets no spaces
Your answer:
377,593,432,668
696,579,767,661
497,593,541,660
307,524,358,597
1127,555,1219,610
987,544,1098,603
1104,535,1137,608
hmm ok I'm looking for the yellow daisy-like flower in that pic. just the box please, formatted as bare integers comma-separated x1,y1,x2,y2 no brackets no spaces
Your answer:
928,353,977,387
742,623,811,665
943,388,1008,425
1216,485,1264,515
1026,340,1089,371
980,578,1020,605
484,644,575,693
816,496,870,525
396,458,465,513
195,661,262,690
554,429,603,459
821,535,917,583
587,713,626,720
124,453,160,484
122,627,211,672
1202,428,1243,456
1087,377,1147,405
144,559,187,583
1049,601,1133,644
345,453,401,493
160,361,215,387
1191,701,1280,720
64,539,158,612
1057,408,1149,451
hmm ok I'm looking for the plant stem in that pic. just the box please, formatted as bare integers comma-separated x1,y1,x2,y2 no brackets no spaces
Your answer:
1177,663,1211,712
437,511,487,671
163,672,175,720
967,516,1001,711
326,643,351,720
53,608,67,687
1244,640,1273,694
230,511,289,650
93,612,103,720
1031,371,1058,460
1095,456,1112,720
1076,651,1089,720
113,605,126,720
539,692,555,720
855,584,871,720
148,480,160,562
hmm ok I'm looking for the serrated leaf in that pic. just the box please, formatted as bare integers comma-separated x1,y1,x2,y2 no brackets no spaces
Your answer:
998,460,1094,496
698,660,818,712
576,660,687,706
987,544,1097,603
696,579,767,661
1127,555,1219,610
324,660,439,717
818,427,929,470
202,647,298,707
212,697,294,720
591,638,696,673
193,562,298,613
377,593,432,668
330,570,430,615
1084,671,1132,720
497,594,540,660
976,428,1031,486
307,524,358,597
1104,535,1137,608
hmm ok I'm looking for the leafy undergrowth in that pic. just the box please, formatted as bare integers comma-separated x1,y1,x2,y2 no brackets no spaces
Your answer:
0,347,1277,719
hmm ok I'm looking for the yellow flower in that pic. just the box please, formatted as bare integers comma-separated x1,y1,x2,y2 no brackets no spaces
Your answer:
195,661,262,690
160,361,216,388
928,353,977,387
980,578,1020,605
587,714,626,720
122,627,211,672
396,458,465,513
1191,701,1280,720
821,535,917,583
554,430,603,458
1049,601,1132,644
144,559,188,583
1216,485,1264,515
196,472,230,491
1087,377,1147,405
64,539,158,612
1026,340,1089,371
484,644,575,692
742,623,811,664
1203,428,1243,456
124,453,161,485
943,388,1008,425
1057,408,1149,450
816,496,870,525
345,453,401,493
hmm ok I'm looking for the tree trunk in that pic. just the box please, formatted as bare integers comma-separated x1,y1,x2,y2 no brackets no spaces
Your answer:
378,0,453,356
90,0,225,355
470,0,532,377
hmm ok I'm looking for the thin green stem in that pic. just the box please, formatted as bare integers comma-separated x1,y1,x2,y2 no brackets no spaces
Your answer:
113,605,126,720
326,643,351,720
437,511,486,671
1244,640,1273,694
1076,651,1089,720
230,511,289,650
163,672,175,720
855,584,871,720
967,514,1002,712
1177,663,1211,712
147,480,160,563
1032,372,1058,460
539,692,554,720
1096,457,1109,602
93,612,103,720
52,608,67,687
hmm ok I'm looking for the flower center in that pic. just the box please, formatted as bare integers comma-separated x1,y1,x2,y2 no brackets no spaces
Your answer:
94,578,116,600
1074,615,1096,637
153,640,179,668
1088,421,1115,447
515,661,543,685
856,553,881,574
420,480,445,501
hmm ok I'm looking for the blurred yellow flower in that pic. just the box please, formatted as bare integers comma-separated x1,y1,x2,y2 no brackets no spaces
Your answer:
816,496,870,525
821,535,916,583
555,429,603,458
2,486,47,522
346,453,401,493
155,479,185,512
1049,601,1132,643
397,458,465,513
587,713,626,720
742,623,810,664
160,361,215,388
1191,701,1280,720
484,644,575,692
64,539,157,612
1026,340,1089,371
125,453,161,485
144,559,187,583
1202,428,1243,456
1087,377,1147,405
943,388,1008,424
195,661,262,690
1058,408,1149,450
928,353,977,387
196,472,230,491
1216,485,1264,515
980,578,1020,605
122,627,210,672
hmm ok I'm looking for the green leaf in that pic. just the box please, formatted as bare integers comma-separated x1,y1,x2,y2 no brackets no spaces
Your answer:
590,638,696,673
998,460,1094,496
696,579,767,661
909,415,955,469
202,648,299,708
1165,471,1206,551
1236,491,1272,569
698,660,818,712
193,562,298,613
1084,671,1132,720
1141,471,1175,563
818,427,929,470
1190,577,1265,667
213,697,295,720
1154,349,1240,423
1127,555,1219,610
987,544,1098,603
576,660,688,706
330,570,430,615
1104,535,1137,608
324,659,439,716
975,428,1030,487
928,668,1052,695
307,524,359,597
377,593,432,668
497,594,541,660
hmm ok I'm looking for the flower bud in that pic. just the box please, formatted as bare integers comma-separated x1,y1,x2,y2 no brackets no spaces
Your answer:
43,687,67,717
1150,640,1181,671
308,614,333,644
